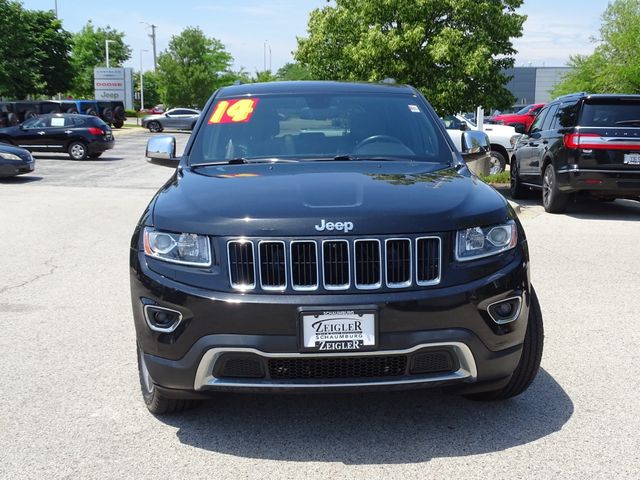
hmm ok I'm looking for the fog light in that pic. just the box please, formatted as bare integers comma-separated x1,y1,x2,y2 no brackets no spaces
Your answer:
487,297,522,324
143,305,183,333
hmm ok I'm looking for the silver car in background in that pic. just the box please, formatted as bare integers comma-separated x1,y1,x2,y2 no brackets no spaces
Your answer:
141,108,201,133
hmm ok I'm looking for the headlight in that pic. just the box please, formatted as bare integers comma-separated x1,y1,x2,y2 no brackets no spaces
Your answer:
143,227,211,266
0,152,23,162
456,220,518,262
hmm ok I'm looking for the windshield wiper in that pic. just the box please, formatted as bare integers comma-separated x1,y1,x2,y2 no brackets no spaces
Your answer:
191,157,299,168
615,120,640,126
316,155,403,162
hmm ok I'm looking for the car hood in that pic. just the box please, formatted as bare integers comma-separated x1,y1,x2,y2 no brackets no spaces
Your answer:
492,113,527,122
151,162,511,236
0,142,30,158
483,124,517,135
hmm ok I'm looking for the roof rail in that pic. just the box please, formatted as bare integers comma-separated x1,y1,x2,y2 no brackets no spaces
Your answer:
380,78,397,85
554,92,588,101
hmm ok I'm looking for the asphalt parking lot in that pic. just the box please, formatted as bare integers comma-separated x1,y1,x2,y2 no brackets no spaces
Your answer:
1,128,639,479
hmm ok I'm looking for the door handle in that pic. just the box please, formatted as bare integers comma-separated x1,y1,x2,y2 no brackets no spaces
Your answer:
64,130,72,134
37,131,45,135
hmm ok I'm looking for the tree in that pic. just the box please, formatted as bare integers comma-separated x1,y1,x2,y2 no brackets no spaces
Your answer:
552,0,640,96
295,0,525,114
156,27,233,108
134,70,162,110
70,21,132,98
276,62,312,81
0,1,72,98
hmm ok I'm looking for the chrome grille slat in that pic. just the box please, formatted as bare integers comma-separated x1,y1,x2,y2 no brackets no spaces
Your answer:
290,241,318,291
259,241,286,290
228,236,441,291
354,239,381,289
227,240,255,290
416,237,441,286
385,238,412,288
323,240,350,290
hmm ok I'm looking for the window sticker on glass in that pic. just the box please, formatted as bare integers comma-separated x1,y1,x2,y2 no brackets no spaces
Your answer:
408,105,421,113
208,98,259,124
51,117,65,127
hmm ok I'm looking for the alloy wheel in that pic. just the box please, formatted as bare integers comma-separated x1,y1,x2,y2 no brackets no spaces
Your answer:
70,143,86,160
542,167,553,207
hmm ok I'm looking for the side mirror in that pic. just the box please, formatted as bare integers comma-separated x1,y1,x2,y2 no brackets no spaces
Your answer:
146,135,179,168
458,123,469,131
513,123,526,134
461,130,491,176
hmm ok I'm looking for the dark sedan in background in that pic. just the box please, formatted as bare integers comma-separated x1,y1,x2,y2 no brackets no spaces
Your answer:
141,108,200,133
0,143,35,177
0,114,114,160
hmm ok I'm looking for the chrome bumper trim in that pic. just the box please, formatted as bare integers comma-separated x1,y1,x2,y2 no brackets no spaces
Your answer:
193,342,478,390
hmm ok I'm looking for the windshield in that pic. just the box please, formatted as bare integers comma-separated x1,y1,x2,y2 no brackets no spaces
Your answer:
515,104,534,115
188,93,451,165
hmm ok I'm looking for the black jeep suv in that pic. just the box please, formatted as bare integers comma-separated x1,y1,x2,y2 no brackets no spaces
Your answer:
130,81,543,414
511,93,640,212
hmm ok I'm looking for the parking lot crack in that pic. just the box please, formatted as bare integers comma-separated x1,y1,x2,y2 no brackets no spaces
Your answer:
0,259,60,295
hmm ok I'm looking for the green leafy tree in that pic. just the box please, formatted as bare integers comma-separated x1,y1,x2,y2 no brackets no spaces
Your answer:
276,62,312,81
553,0,640,96
134,70,162,110
295,0,525,114
254,70,278,83
70,21,132,98
157,27,233,108
0,1,72,98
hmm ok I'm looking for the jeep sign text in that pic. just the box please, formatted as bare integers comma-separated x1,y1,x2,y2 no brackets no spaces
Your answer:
314,219,354,232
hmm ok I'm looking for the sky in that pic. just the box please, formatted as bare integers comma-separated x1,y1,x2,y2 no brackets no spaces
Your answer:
21,0,610,72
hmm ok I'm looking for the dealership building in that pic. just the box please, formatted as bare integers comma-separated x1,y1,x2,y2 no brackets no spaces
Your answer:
503,66,572,106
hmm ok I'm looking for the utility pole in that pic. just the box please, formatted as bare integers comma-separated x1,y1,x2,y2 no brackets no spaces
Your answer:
54,0,58,17
149,24,157,70
141,22,158,70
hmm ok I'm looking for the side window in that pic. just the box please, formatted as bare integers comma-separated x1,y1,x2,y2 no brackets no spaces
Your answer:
529,107,548,133
171,109,187,115
541,104,559,131
24,117,50,128
556,101,580,128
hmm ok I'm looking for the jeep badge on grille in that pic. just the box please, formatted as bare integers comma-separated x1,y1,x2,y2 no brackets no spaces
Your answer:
315,219,354,233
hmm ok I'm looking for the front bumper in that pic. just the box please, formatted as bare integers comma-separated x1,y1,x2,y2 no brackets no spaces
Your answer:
131,245,530,395
0,159,34,177
557,167,640,196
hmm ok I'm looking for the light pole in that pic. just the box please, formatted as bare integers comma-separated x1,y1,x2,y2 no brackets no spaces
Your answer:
54,0,58,16
140,22,158,70
140,49,149,112
105,39,116,68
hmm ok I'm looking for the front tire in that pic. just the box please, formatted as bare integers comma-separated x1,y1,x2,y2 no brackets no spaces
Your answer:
148,121,162,133
68,141,88,160
465,287,544,401
137,346,199,415
510,159,528,199
489,150,507,174
542,163,569,213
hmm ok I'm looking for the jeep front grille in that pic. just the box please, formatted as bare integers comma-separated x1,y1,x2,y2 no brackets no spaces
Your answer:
227,236,441,292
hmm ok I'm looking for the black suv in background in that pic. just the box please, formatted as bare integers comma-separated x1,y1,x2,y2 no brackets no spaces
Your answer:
0,113,114,160
131,81,543,414
511,93,640,212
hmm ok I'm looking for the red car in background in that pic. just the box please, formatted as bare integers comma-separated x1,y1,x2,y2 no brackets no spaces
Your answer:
491,103,545,131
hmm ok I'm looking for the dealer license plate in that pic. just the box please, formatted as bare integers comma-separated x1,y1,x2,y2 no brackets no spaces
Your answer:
301,310,376,352
624,153,640,165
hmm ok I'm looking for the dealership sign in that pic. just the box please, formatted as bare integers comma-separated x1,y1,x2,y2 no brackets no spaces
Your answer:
94,67,134,109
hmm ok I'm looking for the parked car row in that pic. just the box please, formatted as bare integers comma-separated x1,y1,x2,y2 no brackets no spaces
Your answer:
0,113,114,166
0,100,126,129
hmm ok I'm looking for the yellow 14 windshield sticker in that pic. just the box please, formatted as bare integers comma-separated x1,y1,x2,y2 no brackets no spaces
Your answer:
208,98,259,124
